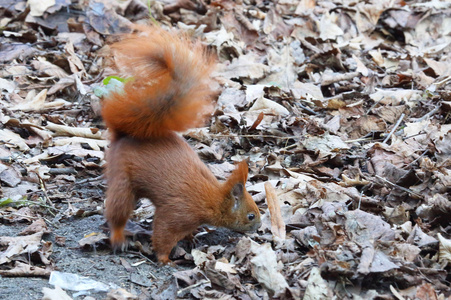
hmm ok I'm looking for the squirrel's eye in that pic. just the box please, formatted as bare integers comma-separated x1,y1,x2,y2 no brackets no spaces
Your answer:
247,213,255,221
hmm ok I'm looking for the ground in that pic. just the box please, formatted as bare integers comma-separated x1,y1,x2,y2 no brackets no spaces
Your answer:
0,0,450,299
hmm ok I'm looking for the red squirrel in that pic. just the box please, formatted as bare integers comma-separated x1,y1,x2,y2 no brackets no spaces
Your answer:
102,26,261,264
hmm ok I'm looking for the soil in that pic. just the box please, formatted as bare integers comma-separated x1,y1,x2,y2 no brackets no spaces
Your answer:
1,213,175,299
0,209,244,299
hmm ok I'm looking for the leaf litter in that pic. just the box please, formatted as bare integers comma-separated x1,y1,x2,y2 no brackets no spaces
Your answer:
0,0,450,299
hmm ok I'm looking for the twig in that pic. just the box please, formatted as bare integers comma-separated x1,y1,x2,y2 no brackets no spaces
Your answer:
43,217,59,228
279,143,298,152
211,134,297,140
75,174,104,185
7,200,57,211
432,75,451,86
177,279,211,296
38,176,55,210
10,213,39,220
358,190,364,210
382,113,405,144
126,250,158,268
366,96,384,115
347,99,364,107
375,175,423,199
138,252,158,271
48,167,77,175
345,137,380,143
294,102,319,115
403,149,429,169
410,105,440,123
403,132,426,140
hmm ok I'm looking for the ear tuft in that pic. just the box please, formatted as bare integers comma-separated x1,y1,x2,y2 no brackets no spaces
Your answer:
225,161,249,203
232,161,248,183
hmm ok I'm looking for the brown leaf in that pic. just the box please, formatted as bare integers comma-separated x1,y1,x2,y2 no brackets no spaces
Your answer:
416,282,438,300
0,261,51,277
0,232,43,264
31,59,69,79
19,218,50,235
264,182,285,240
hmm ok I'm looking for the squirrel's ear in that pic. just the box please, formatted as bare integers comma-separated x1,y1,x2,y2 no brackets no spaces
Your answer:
226,161,248,211
228,161,248,184
231,182,244,211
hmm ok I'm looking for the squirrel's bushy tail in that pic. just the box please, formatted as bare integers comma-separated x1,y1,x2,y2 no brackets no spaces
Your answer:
102,26,216,139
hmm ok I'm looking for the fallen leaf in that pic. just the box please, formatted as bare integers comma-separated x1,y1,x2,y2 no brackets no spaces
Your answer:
437,233,451,263
249,96,290,115
28,0,55,17
264,182,286,240
0,261,51,277
42,285,73,300
250,241,288,296
303,267,332,300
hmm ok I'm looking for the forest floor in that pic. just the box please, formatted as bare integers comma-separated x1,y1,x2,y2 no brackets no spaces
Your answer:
0,0,450,299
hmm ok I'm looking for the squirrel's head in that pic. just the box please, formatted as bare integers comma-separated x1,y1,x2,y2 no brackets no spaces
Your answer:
221,161,261,233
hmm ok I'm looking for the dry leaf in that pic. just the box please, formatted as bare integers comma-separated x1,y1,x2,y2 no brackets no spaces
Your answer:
10,89,71,112
46,122,102,139
249,96,289,115
0,232,44,264
303,267,332,300
250,242,288,296
31,58,69,78
0,78,16,93
437,233,451,263
302,133,350,159
42,286,73,300
0,261,51,277
28,0,55,17
264,182,286,240
0,129,30,151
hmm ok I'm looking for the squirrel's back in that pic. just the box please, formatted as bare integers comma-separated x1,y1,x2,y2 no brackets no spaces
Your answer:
102,26,261,263
102,26,216,140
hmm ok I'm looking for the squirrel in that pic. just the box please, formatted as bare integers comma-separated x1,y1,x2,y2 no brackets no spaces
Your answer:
102,26,261,264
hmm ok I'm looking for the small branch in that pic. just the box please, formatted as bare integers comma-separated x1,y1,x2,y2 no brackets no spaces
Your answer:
382,113,405,144
432,75,451,86
210,134,297,140
345,137,382,143
37,176,56,216
347,99,364,108
76,174,104,185
375,175,423,199
294,102,319,115
126,250,158,268
410,105,440,123
48,168,77,175
403,149,429,169
177,279,211,296
366,96,384,115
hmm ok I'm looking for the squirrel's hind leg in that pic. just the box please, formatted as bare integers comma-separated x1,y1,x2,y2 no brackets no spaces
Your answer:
104,173,136,248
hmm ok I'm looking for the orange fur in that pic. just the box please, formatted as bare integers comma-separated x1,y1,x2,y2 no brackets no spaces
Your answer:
103,26,261,264
102,26,215,139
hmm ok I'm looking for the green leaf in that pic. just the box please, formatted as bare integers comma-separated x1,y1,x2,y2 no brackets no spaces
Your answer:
0,197,14,206
103,76,131,85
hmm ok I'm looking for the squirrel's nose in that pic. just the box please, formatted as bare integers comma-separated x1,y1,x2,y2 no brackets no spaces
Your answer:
253,221,262,231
